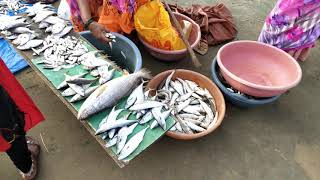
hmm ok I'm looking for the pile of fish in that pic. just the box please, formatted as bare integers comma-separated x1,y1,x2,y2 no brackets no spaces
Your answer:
141,70,218,134
96,106,148,161
25,2,73,37
0,0,26,15
34,35,91,71
0,2,72,51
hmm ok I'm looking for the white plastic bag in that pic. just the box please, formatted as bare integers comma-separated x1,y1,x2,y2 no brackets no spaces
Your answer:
57,0,71,21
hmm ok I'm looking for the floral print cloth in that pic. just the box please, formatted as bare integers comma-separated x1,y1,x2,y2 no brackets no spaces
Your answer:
259,0,320,51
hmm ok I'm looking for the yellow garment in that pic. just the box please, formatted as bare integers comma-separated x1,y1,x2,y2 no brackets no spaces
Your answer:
134,0,186,50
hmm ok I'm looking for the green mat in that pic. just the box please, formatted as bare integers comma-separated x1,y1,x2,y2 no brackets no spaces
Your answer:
30,39,175,163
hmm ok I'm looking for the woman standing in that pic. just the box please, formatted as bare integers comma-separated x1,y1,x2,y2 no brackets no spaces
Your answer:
259,0,320,61
0,59,44,180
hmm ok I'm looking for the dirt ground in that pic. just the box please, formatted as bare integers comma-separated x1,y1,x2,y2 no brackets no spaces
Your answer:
1,0,320,179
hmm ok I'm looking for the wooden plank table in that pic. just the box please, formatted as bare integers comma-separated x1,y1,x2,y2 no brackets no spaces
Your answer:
1,29,175,167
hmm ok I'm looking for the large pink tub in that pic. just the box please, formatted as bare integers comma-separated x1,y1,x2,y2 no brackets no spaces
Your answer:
217,41,302,97
138,12,201,61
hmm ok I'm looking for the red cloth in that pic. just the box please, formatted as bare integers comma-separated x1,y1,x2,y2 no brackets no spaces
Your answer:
0,59,44,152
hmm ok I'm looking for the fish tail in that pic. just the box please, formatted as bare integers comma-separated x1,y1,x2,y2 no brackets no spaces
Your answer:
137,68,152,79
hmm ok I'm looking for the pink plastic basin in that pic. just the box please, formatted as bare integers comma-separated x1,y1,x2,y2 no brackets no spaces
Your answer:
217,41,302,97
138,12,201,61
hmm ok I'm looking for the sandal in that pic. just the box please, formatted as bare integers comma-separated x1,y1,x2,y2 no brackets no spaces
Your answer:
19,136,40,180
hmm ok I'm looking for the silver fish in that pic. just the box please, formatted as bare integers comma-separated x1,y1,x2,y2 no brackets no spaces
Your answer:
90,69,99,77
151,107,162,128
13,33,36,46
176,116,193,134
177,92,193,102
185,118,202,125
116,123,138,154
139,111,153,124
66,77,97,85
129,101,164,111
17,39,43,50
96,119,138,135
199,100,214,119
54,26,72,38
125,82,145,109
174,122,183,132
191,93,202,99
61,87,77,97
165,70,175,90
43,16,65,24
176,99,192,113
99,69,115,85
183,106,203,115
68,83,89,96
81,57,110,69
69,85,99,103
190,99,200,105
78,69,152,120
185,121,206,132
150,120,158,129
170,81,184,95
185,80,198,91
12,27,34,34
159,109,172,130
6,35,17,40
118,127,148,160
45,26,52,33
208,112,218,129
105,135,118,148
169,92,179,106
1,19,27,30
33,10,55,23
39,22,49,29
57,73,88,90
178,113,202,120
98,107,117,127
51,22,66,34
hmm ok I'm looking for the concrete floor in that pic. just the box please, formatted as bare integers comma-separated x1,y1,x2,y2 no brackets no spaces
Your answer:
1,0,320,179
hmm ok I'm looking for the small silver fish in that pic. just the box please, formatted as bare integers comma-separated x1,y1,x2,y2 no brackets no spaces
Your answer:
118,127,148,160
69,85,99,103
43,16,65,24
125,82,145,109
39,22,49,29
54,26,72,38
116,123,138,154
170,81,184,95
17,39,43,50
61,87,77,97
57,72,88,90
165,70,175,90
185,121,206,132
199,100,214,119
176,99,192,113
45,26,52,33
90,69,99,77
66,77,97,85
12,27,35,34
169,92,179,106
96,119,138,135
182,106,202,115
177,92,193,102
51,22,66,34
105,135,118,148
33,10,55,23
68,83,88,96
129,101,164,111
99,69,115,85
139,111,153,124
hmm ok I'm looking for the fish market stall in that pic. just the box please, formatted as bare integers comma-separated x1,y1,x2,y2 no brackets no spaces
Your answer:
0,3,178,167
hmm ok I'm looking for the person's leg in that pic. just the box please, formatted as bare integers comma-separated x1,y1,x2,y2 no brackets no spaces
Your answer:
6,136,32,174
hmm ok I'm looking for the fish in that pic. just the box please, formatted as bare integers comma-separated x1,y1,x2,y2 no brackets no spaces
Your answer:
185,118,202,125
208,112,218,129
17,39,43,50
165,70,175,90
12,27,35,34
118,127,148,160
169,92,179,106
176,78,188,94
6,35,17,40
176,116,193,134
125,82,145,109
178,113,202,120
170,81,184,95
95,119,138,135
90,69,99,77
39,22,49,29
185,121,206,132
159,109,172,130
129,101,164,111
174,122,183,132
66,77,97,85
69,85,99,103
99,69,115,85
105,135,118,148
151,107,162,129
57,72,88,90
177,92,193,102
182,106,203,115
150,120,158,129
176,99,192,113
43,15,65,25
78,69,152,120
81,57,110,69
51,22,66,34
199,100,214,119
45,26,52,33
33,10,55,23
67,83,89,96
61,87,77,97
13,33,36,46
139,111,153,124
54,26,72,38
185,80,198,90
116,123,138,154
1,18,27,30
190,99,200,105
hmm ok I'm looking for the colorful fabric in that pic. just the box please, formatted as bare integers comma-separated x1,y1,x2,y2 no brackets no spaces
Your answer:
0,59,44,152
259,0,320,51
67,0,149,34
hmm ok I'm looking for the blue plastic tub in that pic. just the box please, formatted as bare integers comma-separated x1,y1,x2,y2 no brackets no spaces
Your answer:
211,57,280,108
80,31,142,73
